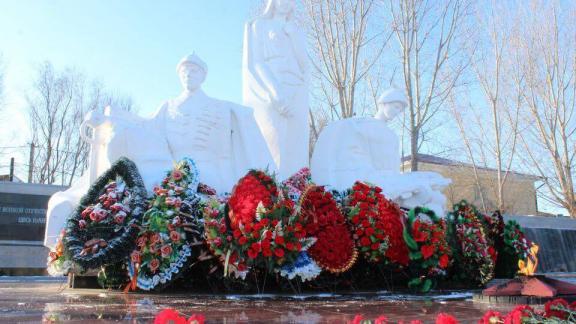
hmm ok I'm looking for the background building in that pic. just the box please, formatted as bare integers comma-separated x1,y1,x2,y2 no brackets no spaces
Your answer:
402,154,541,215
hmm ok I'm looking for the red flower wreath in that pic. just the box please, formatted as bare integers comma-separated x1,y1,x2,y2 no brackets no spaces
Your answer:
299,185,357,273
228,170,278,229
346,182,409,265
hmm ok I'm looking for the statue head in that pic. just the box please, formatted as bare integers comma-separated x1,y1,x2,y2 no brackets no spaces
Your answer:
176,53,208,93
263,0,295,20
375,88,408,121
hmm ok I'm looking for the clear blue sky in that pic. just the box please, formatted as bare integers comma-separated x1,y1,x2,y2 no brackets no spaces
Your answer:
0,0,256,116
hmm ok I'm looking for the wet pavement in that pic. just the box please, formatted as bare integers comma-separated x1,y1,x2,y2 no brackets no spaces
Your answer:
0,277,534,323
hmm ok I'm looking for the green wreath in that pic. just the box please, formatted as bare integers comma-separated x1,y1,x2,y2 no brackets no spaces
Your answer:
403,207,451,292
64,157,147,270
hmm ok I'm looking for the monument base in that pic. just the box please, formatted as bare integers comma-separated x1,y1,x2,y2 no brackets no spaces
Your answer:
474,275,576,304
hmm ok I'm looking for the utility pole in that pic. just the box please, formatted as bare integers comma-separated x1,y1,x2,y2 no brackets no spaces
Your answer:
9,157,14,182
28,143,35,183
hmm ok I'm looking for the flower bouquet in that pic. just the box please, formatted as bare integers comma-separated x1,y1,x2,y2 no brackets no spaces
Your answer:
299,185,357,273
127,158,204,291
403,207,451,292
447,201,495,286
344,182,409,265
65,157,147,270
496,219,531,278
47,230,75,276
205,170,314,280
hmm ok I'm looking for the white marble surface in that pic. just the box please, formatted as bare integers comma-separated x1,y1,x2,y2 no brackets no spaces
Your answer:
243,0,310,181
311,89,451,216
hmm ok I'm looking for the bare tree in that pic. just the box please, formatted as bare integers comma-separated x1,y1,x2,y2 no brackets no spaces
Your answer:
448,3,522,213
388,0,471,171
512,1,576,217
27,62,133,186
304,0,390,144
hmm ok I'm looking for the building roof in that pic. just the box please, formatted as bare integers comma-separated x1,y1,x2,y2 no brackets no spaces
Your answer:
401,153,541,181
0,174,24,183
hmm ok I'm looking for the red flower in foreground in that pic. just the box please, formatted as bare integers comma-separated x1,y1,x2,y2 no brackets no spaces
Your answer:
435,313,459,324
374,315,388,324
544,298,569,319
154,309,186,324
188,314,205,324
479,310,502,324
504,304,533,324
350,314,364,324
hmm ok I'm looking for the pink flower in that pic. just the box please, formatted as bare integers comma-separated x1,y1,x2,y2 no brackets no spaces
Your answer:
161,245,173,258
374,315,388,324
149,259,160,273
188,314,205,324
170,231,181,242
78,219,87,229
350,314,364,324
479,310,502,324
153,309,186,324
151,233,161,244
130,251,141,264
172,170,183,181
435,313,458,324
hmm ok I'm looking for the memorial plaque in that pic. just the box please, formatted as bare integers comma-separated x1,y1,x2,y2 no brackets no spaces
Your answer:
0,193,49,242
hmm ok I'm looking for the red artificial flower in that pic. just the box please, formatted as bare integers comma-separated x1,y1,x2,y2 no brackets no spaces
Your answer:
439,254,449,269
262,249,273,257
308,223,356,272
247,248,259,259
250,242,261,252
188,314,205,324
374,315,388,324
435,313,459,324
571,301,576,310
350,314,364,324
360,236,371,247
238,236,248,245
421,245,435,259
544,298,569,319
479,310,502,324
154,309,186,324
504,305,533,324
170,231,181,242
274,248,285,258
275,236,285,246
233,229,242,239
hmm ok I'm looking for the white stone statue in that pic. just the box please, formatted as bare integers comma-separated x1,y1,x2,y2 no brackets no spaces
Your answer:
311,88,451,216
243,0,310,181
44,53,275,248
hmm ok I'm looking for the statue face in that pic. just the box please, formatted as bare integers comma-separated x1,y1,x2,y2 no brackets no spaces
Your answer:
273,0,295,16
178,63,206,93
375,101,406,121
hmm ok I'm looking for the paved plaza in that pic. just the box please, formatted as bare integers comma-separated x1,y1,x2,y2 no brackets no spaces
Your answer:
0,277,526,323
